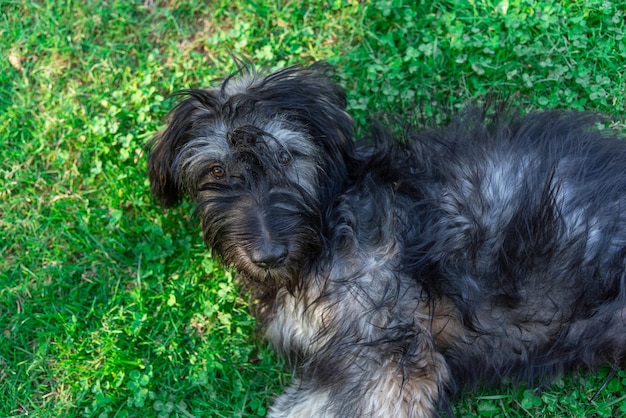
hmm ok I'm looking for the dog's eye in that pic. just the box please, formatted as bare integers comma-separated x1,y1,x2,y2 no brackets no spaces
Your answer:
210,164,226,179
278,150,291,164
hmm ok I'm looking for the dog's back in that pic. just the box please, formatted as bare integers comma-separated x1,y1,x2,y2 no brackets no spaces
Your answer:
400,107,626,386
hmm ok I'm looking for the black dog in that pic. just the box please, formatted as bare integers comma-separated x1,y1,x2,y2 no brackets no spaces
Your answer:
148,63,626,417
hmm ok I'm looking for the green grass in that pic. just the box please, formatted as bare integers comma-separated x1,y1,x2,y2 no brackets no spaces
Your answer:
1,0,625,416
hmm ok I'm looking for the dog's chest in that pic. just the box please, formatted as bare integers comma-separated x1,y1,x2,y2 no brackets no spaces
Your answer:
262,243,420,358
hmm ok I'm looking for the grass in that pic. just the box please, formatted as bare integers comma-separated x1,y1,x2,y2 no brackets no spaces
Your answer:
1,0,625,416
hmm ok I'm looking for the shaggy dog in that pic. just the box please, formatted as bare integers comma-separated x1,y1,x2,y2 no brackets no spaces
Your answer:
147,63,626,417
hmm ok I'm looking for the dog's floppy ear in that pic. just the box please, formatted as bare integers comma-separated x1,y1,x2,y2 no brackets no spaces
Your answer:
147,93,216,207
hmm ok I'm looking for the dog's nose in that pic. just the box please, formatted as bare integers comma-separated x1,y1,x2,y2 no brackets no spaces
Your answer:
250,243,288,269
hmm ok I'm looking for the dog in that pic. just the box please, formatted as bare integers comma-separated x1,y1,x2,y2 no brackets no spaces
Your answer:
147,62,626,417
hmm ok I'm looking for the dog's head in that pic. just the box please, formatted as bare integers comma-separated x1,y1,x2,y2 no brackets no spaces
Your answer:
148,62,354,285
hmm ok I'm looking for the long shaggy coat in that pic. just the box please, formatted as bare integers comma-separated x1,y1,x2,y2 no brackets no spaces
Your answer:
148,63,626,417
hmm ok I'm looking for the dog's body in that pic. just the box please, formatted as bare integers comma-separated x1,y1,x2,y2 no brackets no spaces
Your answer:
148,63,626,417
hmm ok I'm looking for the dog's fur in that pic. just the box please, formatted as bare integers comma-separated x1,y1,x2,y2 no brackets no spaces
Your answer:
148,63,626,417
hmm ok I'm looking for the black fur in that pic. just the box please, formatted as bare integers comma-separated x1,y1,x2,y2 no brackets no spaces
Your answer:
148,63,626,417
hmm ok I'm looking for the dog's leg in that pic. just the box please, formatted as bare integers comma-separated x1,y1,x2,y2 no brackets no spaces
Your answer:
554,302,626,369
268,329,449,418
267,291,451,418
267,379,332,418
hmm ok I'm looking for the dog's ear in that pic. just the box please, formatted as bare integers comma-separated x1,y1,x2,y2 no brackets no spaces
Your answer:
146,129,179,208
147,94,215,207
257,63,354,155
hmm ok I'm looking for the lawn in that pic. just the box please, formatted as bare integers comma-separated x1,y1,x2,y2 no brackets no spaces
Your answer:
1,0,626,417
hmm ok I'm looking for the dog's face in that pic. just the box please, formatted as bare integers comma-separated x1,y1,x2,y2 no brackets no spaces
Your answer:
148,63,354,285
